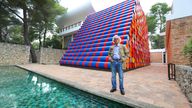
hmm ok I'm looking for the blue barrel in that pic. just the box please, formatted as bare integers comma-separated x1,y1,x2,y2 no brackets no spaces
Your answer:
60,0,136,69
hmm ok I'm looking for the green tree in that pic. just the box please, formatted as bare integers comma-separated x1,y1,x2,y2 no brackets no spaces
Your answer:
150,3,171,32
0,0,66,62
183,38,192,67
146,15,157,34
8,25,24,44
150,34,164,49
0,2,21,42
44,35,62,49
147,3,171,49
0,0,38,62
30,0,66,49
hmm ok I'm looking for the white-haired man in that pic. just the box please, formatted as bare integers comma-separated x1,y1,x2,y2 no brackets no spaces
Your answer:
108,35,129,95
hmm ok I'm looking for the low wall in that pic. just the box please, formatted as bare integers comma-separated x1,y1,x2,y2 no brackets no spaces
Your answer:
39,48,65,64
150,52,163,63
0,42,30,65
176,65,192,103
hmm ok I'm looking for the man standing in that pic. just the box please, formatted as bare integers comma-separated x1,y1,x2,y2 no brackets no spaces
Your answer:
108,35,129,95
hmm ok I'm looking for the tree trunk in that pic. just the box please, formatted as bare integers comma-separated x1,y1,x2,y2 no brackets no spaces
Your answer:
4,27,8,43
43,27,47,47
0,27,9,43
38,30,42,50
158,11,163,33
23,8,37,63
0,28,3,42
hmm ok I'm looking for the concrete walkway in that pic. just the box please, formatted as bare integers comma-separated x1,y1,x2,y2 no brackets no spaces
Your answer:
18,63,190,108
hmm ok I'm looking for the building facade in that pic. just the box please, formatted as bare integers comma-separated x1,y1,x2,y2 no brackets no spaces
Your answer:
56,0,95,49
166,0,192,65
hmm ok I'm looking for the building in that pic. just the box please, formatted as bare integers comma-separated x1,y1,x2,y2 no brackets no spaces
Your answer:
149,32,166,63
56,0,95,49
166,0,192,65
150,49,166,63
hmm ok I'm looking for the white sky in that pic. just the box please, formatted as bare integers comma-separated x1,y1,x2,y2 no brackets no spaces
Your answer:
59,0,173,14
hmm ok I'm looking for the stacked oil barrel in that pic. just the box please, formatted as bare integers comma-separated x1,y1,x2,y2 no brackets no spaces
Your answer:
60,0,150,70
126,1,150,69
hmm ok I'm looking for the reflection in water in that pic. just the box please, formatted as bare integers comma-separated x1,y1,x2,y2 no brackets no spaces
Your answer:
0,66,132,108
27,72,57,94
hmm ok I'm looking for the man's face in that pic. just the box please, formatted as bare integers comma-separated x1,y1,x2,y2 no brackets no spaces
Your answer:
114,38,119,44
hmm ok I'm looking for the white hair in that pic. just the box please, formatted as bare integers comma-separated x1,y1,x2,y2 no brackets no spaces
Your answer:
112,35,121,43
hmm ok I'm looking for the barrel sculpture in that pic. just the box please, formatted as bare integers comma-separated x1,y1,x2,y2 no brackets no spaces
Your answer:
60,0,150,70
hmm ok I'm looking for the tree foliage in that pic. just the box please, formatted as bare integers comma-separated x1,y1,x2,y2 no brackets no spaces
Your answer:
183,38,192,67
149,3,171,33
146,15,157,34
8,25,24,44
0,1,21,42
44,35,62,49
150,34,164,49
147,3,171,49
30,0,66,48
0,0,66,62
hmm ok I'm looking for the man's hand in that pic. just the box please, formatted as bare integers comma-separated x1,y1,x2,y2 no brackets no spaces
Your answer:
108,57,113,62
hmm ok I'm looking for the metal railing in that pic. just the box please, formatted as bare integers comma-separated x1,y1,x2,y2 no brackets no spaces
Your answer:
168,63,176,80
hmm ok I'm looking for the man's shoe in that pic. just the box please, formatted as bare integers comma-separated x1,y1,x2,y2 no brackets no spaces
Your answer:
110,89,116,92
120,90,125,95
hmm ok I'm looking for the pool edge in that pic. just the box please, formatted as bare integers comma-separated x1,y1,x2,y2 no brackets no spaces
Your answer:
16,65,161,108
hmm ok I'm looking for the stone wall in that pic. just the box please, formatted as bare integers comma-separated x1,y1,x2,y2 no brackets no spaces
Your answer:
0,42,30,65
166,16,192,65
39,48,65,64
176,65,192,103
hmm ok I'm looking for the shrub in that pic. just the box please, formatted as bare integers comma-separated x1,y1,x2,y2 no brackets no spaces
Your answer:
183,37,192,67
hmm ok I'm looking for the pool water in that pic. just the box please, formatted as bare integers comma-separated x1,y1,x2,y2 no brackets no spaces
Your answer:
0,66,132,108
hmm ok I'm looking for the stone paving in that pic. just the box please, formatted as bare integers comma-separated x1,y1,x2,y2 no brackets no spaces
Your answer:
18,63,191,108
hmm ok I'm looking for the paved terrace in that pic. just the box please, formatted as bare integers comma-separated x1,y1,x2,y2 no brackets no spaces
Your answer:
18,64,191,108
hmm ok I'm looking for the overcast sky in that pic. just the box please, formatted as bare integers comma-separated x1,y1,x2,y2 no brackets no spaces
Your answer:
60,0,173,14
